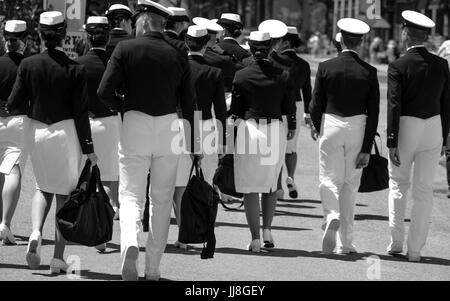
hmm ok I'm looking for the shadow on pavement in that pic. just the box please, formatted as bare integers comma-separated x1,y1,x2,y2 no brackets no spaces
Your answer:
278,199,367,207
370,253,450,266
215,221,311,232
355,215,410,222
276,203,317,209
0,263,49,271
274,210,324,219
14,235,54,246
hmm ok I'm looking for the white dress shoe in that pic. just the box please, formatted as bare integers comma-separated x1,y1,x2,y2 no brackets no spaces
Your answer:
247,239,261,253
145,274,161,281
387,241,403,255
0,223,17,245
262,229,275,248
95,243,107,253
322,215,340,254
50,258,69,274
174,240,187,249
407,252,421,262
121,246,139,281
26,231,42,269
286,177,298,199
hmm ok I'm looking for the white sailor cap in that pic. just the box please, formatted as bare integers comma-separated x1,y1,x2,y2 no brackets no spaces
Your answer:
402,10,435,31
4,20,27,34
217,13,243,29
187,25,208,38
84,16,109,31
167,7,190,22
39,11,65,26
337,18,370,37
287,26,298,35
258,19,288,39
192,17,224,34
105,4,132,18
249,31,271,42
134,0,173,19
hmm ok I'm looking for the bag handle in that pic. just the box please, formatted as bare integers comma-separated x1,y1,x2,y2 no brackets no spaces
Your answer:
76,159,92,189
87,165,108,197
188,156,206,181
372,133,382,156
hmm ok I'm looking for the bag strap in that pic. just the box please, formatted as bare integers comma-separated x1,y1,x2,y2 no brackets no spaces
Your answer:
373,133,382,156
88,165,108,197
77,159,92,189
218,197,244,211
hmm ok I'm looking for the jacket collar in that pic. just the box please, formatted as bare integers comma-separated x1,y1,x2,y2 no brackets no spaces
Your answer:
143,31,165,40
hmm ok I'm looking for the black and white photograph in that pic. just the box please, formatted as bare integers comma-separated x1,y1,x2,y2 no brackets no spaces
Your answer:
0,0,449,290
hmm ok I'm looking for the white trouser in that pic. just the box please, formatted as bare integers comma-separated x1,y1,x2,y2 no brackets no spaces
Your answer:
388,116,442,255
119,111,180,277
319,114,366,249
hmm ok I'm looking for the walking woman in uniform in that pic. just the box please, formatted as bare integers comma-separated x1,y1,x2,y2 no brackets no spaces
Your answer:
0,20,29,245
7,11,97,273
231,30,296,252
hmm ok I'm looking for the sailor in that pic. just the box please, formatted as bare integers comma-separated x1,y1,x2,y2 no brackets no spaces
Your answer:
0,20,28,245
309,18,380,254
217,13,250,62
76,16,121,248
387,11,450,262
173,25,227,249
8,11,97,272
231,29,296,252
97,0,196,281
105,3,134,58
164,7,190,52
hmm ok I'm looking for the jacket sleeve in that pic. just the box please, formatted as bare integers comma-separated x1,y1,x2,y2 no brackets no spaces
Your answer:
213,71,227,146
309,63,326,132
387,63,402,148
179,58,197,153
97,42,124,110
361,69,380,153
7,64,29,115
230,77,245,119
302,62,312,114
281,71,297,130
441,63,450,147
73,66,94,154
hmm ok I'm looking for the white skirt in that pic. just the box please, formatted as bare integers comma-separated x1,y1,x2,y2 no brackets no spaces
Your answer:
0,115,30,175
87,115,120,181
29,119,82,195
234,120,287,194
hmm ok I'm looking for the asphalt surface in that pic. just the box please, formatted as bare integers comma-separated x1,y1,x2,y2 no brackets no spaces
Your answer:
0,55,449,281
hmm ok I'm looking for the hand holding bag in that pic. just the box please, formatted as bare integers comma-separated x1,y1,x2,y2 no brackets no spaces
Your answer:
358,133,389,193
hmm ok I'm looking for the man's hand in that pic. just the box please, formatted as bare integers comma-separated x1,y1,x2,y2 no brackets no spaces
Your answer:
287,130,296,141
87,153,98,166
389,148,401,167
304,115,312,128
310,126,319,141
355,152,370,169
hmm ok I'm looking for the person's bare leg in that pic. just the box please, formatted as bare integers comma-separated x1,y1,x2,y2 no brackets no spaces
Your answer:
173,186,185,227
1,165,22,228
243,193,261,240
285,153,297,179
54,194,68,260
0,174,4,223
32,190,54,233
103,181,119,209
261,192,277,230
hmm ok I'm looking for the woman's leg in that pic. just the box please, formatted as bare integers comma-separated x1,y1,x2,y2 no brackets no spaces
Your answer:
54,194,68,260
243,193,261,240
1,165,22,228
103,181,119,209
261,192,277,230
173,186,186,227
31,190,54,233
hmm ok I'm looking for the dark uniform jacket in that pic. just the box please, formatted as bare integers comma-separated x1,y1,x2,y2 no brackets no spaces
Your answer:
387,46,450,148
76,49,116,118
231,59,296,130
164,30,188,53
203,47,238,93
189,54,227,140
0,52,24,116
97,31,195,149
310,50,380,154
106,28,134,58
280,50,312,113
7,49,94,154
218,38,250,62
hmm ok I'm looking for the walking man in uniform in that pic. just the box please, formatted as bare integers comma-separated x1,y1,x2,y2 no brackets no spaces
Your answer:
105,3,134,58
164,7,190,52
387,11,450,262
98,0,196,281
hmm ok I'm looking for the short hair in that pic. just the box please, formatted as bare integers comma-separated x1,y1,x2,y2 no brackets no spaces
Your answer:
404,26,428,43
5,40,22,52
185,35,210,52
136,12,166,32
342,34,363,49
222,24,241,39
108,13,131,29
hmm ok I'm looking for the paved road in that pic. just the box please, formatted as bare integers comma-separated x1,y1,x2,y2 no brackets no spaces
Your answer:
1,56,449,281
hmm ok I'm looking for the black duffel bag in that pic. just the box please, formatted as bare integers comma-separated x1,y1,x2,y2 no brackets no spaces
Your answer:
213,154,243,199
179,158,219,259
56,160,115,247
358,133,389,193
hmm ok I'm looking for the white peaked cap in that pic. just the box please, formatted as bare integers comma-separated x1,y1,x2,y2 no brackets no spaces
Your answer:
187,25,208,38
192,17,223,33
5,20,27,33
40,11,64,26
287,26,298,35
337,18,370,36
220,13,241,24
137,0,174,17
86,16,108,25
249,31,270,42
258,19,288,39
107,4,132,13
335,32,342,41
168,7,187,16
402,10,435,29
